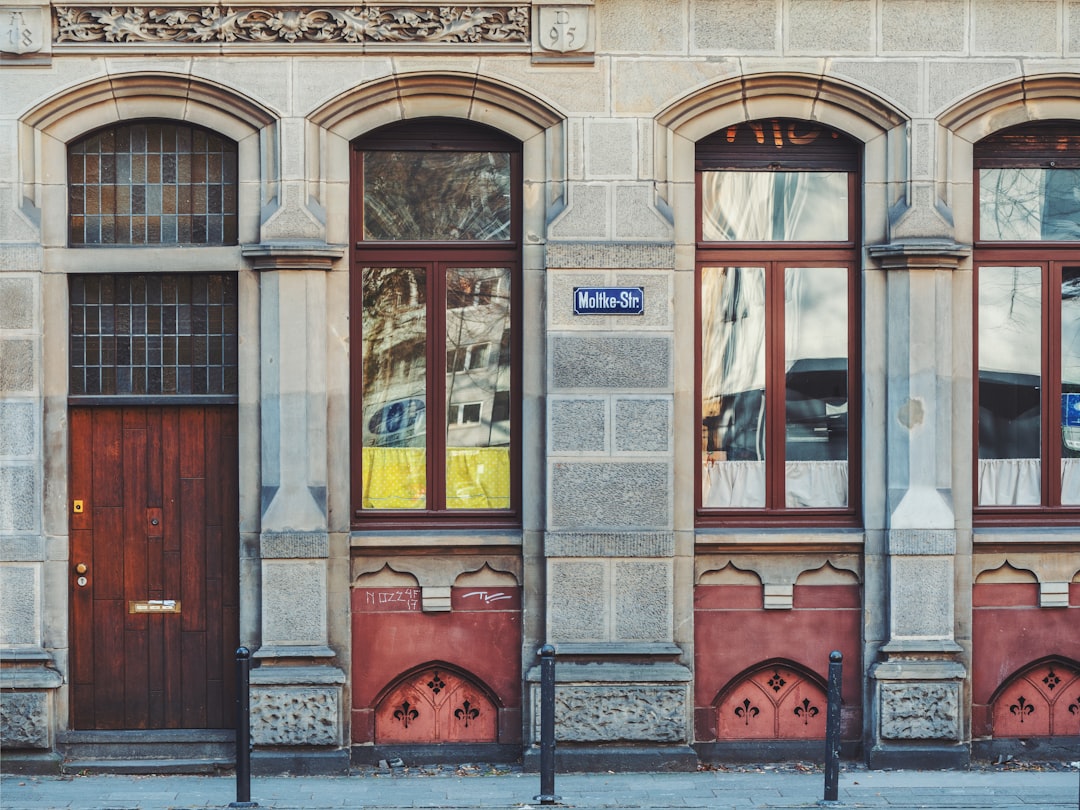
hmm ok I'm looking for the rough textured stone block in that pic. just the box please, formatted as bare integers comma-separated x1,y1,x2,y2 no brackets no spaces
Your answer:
0,691,49,748
972,0,1058,55
0,564,40,646
544,532,674,557
927,61,1019,114
550,398,608,454
549,560,606,641
879,682,960,740
1071,0,1080,54
0,277,34,330
0,244,43,272
0,340,35,394
550,184,610,239
614,185,673,240
881,0,965,53
0,401,36,457
598,0,686,53
545,242,675,270
615,58,738,116
787,0,873,53
890,556,952,638
587,121,637,178
550,462,670,529
551,335,670,390
261,531,330,559
0,465,38,533
614,560,670,640
888,529,956,555
262,560,327,646
694,0,777,51
250,687,341,746
828,61,922,115
534,684,688,742
614,397,670,453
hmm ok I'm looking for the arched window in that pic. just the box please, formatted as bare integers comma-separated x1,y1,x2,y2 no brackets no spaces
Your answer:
974,122,1080,520
696,119,861,526
350,119,521,526
68,120,238,246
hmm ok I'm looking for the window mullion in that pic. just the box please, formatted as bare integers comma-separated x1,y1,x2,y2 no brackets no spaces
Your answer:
429,261,447,512
1046,261,1061,507
767,262,787,510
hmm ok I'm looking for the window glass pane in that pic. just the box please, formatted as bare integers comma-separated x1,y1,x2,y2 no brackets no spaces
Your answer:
784,267,848,508
445,267,511,510
68,122,237,246
363,151,511,241
361,267,428,510
1061,267,1080,505
701,266,767,508
701,172,848,241
980,168,1080,241
68,273,236,398
978,266,1042,506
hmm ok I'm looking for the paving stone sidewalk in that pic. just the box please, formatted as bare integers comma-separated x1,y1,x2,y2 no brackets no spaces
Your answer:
2,765,1079,810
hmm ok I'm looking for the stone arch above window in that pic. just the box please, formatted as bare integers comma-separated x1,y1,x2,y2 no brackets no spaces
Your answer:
713,659,828,740
20,72,276,247
990,657,1080,738
374,662,500,744
940,75,1080,144
308,72,566,244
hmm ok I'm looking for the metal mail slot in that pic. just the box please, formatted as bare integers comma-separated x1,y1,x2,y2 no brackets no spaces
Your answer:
128,599,181,614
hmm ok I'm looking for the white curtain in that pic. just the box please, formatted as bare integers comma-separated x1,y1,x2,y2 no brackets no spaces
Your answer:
703,460,848,508
977,458,1080,505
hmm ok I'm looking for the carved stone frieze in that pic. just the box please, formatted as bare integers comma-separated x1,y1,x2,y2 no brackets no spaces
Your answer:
879,682,960,741
250,686,340,746
55,5,529,45
533,685,687,743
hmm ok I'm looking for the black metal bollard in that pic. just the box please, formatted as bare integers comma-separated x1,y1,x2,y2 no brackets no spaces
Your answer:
822,650,843,805
230,646,258,809
535,644,560,805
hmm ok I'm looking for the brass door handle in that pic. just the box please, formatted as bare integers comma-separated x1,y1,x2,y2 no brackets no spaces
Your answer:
75,563,88,574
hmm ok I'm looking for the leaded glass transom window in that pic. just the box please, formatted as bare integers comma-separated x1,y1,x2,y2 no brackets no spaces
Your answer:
68,121,238,246
69,274,238,399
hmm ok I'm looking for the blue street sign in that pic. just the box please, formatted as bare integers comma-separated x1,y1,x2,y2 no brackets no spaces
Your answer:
573,286,644,316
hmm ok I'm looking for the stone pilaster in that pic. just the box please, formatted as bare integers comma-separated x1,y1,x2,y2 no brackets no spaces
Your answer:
243,243,348,772
867,240,970,768
534,241,693,770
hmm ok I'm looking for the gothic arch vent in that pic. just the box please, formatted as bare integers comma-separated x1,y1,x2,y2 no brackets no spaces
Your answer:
991,658,1080,738
714,660,828,740
374,663,499,744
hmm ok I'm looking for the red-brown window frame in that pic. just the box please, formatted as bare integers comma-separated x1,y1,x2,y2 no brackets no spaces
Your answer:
695,120,862,528
972,122,1080,525
972,251,1080,525
349,119,523,530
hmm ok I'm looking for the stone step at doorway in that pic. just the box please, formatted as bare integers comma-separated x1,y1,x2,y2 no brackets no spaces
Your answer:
57,729,235,775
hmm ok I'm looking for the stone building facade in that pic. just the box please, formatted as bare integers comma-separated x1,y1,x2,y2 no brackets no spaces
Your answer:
2,0,1079,774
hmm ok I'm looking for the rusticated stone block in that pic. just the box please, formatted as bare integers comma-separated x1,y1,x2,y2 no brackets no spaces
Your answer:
551,335,670,390
0,277,34,330
613,560,670,640
250,687,340,746
533,685,687,743
879,682,960,740
0,692,49,748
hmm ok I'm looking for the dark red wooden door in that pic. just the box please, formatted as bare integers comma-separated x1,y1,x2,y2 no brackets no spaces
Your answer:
69,405,239,730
